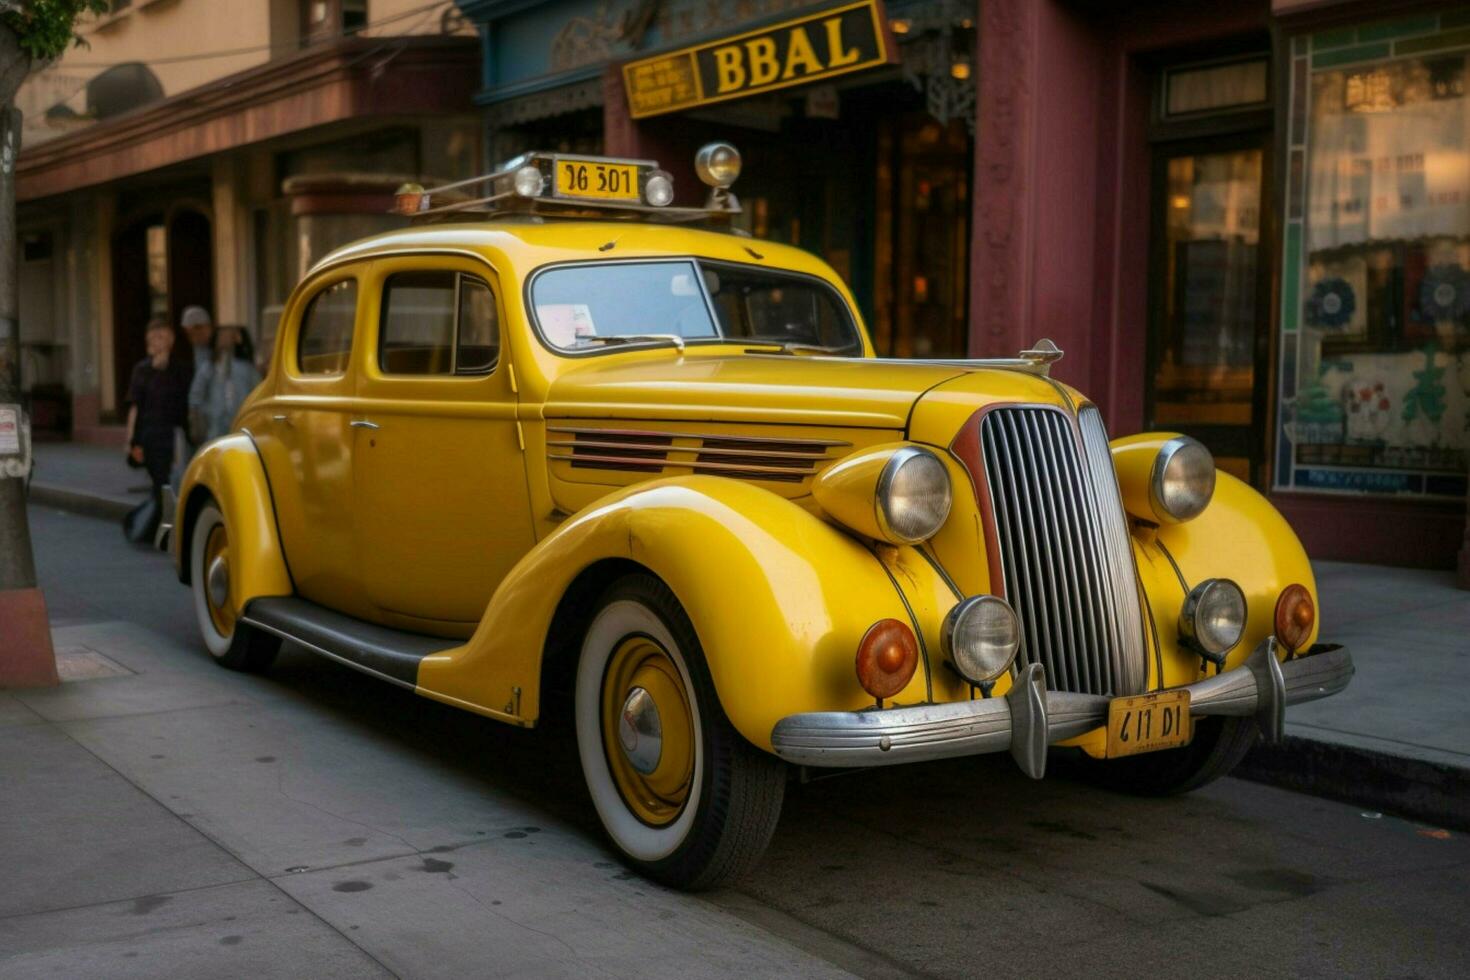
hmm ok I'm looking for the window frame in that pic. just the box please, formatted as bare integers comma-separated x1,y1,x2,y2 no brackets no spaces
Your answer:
523,256,862,358
376,269,500,378
292,276,359,378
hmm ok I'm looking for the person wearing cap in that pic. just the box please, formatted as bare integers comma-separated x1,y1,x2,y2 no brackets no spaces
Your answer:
180,305,214,375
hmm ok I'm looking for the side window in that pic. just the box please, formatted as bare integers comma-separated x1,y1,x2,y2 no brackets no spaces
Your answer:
456,276,499,374
297,279,357,375
377,270,499,376
379,271,455,375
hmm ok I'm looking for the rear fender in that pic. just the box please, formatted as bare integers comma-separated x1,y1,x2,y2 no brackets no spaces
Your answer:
174,434,293,616
415,475,941,749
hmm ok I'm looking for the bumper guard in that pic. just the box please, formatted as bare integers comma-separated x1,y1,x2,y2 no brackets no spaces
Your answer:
769,639,1353,778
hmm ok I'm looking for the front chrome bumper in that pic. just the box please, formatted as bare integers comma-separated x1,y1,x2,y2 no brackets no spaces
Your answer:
769,640,1353,778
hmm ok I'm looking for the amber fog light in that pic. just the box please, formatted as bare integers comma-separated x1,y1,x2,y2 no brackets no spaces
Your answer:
1275,584,1314,654
856,619,919,701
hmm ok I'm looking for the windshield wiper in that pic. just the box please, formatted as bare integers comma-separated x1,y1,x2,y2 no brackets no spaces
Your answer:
577,333,686,352
740,341,838,355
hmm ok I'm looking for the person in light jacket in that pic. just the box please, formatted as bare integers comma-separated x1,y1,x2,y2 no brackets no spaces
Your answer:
188,325,261,444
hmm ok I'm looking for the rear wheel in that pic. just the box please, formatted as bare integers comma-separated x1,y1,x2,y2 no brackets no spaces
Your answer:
1078,716,1259,796
574,573,785,890
190,502,280,672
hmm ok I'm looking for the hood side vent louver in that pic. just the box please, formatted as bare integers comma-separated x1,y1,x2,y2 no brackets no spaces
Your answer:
548,427,849,482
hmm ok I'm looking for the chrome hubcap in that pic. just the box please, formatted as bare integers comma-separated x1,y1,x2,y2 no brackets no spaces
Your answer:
207,554,230,610
617,686,663,775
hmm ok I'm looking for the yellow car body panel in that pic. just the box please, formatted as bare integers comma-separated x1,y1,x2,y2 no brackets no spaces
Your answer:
174,434,293,612
415,475,942,745
183,215,1332,764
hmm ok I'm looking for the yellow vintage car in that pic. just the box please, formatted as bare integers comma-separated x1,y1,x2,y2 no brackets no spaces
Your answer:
167,146,1352,890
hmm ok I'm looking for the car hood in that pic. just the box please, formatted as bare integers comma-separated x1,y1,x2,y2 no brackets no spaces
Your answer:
543,353,973,431
544,353,1077,432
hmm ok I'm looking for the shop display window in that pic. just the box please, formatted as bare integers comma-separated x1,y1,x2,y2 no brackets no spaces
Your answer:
1277,14,1470,498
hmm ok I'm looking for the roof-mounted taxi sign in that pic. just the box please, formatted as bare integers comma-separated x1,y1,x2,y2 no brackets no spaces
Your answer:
392,143,744,223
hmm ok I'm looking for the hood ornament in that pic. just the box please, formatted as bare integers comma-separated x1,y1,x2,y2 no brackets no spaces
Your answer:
1020,339,1063,374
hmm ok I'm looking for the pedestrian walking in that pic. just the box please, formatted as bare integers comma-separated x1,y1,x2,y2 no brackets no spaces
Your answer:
180,305,214,374
123,318,190,542
189,325,261,444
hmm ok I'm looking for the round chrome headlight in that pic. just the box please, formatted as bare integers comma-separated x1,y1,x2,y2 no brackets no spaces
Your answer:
1151,436,1215,523
941,595,1020,684
513,165,544,198
1179,578,1246,663
876,447,952,544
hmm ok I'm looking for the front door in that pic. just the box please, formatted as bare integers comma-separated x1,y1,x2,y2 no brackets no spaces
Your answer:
1146,133,1272,483
351,257,535,634
252,274,368,618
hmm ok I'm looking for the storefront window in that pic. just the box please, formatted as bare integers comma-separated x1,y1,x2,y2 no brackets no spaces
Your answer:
1277,14,1470,498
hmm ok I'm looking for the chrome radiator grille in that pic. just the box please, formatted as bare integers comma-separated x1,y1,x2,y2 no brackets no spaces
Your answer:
979,406,1147,696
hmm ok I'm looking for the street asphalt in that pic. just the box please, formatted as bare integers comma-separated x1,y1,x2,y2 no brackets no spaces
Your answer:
4,503,1468,979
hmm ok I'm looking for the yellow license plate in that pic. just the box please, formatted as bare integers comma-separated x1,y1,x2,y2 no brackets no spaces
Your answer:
1106,689,1192,758
555,159,640,201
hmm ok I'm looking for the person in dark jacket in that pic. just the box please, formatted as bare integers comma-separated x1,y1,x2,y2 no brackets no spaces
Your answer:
125,317,192,494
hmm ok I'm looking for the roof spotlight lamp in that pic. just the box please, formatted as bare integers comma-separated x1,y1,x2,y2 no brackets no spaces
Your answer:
695,142,742,188
941,596,1021,686
1179,578,1247,666
513,164,544,198
643,170,675,208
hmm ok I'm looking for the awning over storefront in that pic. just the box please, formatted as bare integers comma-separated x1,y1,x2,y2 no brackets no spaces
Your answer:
16,36,478,202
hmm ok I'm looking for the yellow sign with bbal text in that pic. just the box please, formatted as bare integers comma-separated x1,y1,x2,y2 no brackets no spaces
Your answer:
622,0,891,120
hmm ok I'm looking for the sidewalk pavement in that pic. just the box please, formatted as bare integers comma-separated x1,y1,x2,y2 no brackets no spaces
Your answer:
28,440,148,520
22,440,1470,830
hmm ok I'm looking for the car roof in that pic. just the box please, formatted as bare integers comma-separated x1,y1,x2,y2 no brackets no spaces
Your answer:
309,218,839,282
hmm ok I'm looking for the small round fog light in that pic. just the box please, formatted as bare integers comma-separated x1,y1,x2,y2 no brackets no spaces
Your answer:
513,165,544,198
1180,578,1246,663
855,619,918,701
941,595,1020,685
644,171,674,207
1274,584,1314,654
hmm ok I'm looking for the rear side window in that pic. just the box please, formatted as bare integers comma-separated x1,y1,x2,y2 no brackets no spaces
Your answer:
297,280,357,375
379,271,499,375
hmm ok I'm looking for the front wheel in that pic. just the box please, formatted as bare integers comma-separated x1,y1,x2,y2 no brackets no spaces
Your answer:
189,502,280,672
1076,716,1259,796
574,574,785,890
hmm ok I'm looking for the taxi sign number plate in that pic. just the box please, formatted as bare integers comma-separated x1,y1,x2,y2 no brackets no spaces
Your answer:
1106,689,1191,758
555,159,640,202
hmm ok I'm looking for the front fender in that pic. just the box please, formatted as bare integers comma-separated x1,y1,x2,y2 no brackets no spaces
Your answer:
174,434,293,616
1134,466,1319,689
415,476,937,749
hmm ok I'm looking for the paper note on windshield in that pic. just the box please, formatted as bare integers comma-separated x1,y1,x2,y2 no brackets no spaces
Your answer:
539,304,597,346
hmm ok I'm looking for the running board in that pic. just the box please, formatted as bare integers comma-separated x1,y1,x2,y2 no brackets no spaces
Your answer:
241,596,450,690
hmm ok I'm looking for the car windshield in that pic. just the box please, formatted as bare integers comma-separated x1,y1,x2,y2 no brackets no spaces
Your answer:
530,259,861,354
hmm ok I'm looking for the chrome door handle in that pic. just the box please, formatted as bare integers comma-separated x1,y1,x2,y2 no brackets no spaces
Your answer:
350,419,380,430
271,414,292,425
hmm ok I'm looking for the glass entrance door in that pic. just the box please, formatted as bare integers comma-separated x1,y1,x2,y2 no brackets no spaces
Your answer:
1148,136,1271,482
